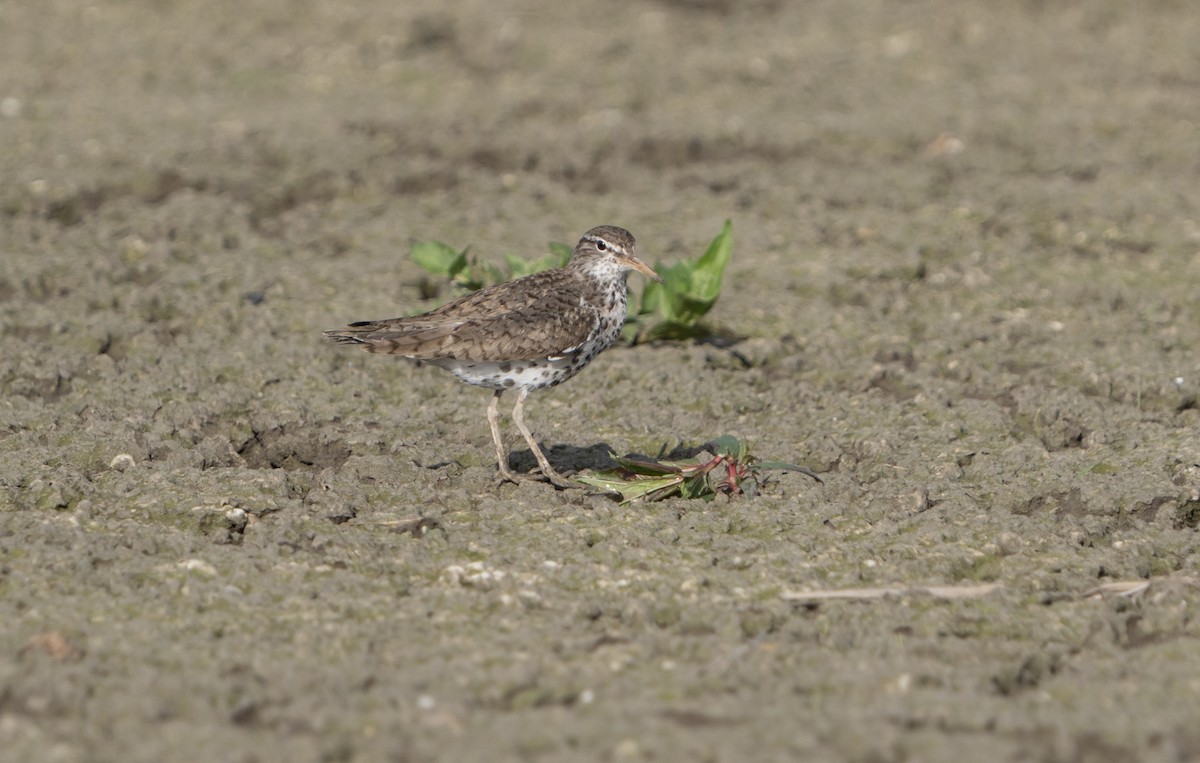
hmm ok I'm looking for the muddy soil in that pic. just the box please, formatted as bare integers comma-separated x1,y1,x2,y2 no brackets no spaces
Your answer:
3,1,1200,761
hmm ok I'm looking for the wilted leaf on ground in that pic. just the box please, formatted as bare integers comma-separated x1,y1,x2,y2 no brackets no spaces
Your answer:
578,434,820,504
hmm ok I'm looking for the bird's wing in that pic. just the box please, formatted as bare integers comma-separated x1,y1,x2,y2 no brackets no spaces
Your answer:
324,270,599,361
446,288,599,361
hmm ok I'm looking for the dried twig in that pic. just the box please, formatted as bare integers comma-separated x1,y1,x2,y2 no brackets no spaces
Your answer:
781,583,1002,603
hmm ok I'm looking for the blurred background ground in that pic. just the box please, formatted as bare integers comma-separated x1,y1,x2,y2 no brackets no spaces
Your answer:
2,1,1200,761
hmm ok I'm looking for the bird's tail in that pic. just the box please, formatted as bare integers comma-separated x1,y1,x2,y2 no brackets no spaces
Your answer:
323,319,452,356
324,331,369,347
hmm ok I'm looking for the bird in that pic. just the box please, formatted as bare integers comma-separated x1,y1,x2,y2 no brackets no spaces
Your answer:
324,225,661,488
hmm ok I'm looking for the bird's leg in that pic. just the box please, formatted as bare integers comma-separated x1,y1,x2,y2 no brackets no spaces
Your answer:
511,388,579,489
488,389,560,487
487,390,523,485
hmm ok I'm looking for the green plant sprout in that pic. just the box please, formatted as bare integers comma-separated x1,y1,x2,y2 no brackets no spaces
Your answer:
624,219,733,343
576,435,821,504
409,240,572,297
408,222,735,342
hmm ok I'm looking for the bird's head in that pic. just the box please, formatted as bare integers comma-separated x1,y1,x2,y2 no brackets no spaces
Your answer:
570,225,662,283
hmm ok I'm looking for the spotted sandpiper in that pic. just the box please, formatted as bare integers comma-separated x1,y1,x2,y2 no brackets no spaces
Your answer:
324,225,661,488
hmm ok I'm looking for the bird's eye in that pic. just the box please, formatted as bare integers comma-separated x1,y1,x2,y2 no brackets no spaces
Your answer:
596,239,607,251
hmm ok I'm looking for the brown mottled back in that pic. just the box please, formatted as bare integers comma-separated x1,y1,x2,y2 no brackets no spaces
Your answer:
325,266,603,361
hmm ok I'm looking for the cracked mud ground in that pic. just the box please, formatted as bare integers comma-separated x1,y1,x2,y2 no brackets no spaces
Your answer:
3,2,1200,761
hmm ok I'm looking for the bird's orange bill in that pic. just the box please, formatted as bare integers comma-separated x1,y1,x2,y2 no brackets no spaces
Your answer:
622,255,663,283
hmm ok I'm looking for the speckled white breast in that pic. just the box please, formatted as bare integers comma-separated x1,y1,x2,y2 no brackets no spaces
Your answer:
431,324,621,392
433,356,573,391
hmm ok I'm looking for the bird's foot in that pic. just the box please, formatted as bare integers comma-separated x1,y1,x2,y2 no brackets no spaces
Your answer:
495,466,582,490
542,470,584,490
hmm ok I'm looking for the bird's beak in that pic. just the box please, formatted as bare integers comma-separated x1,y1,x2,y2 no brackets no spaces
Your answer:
622,254,663,283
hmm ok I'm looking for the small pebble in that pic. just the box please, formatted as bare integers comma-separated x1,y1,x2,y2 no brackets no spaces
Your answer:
179,558,217,576
225,507,248,532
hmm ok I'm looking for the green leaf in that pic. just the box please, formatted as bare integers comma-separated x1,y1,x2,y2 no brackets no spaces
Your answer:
573,473,635,494
580,430,823,502
505,252,564,279
645,221,733,329
611,453,683,476
575,473,684,503
681,474,712,499
691,219,733,302
655,262,694,323
503,253,529,276
448,247,471,278
547,241,573,265
638,279,664,316
707,435,742,459
676,292,717,323
465,262,503,290
410,241,465,276
530,253,566,274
